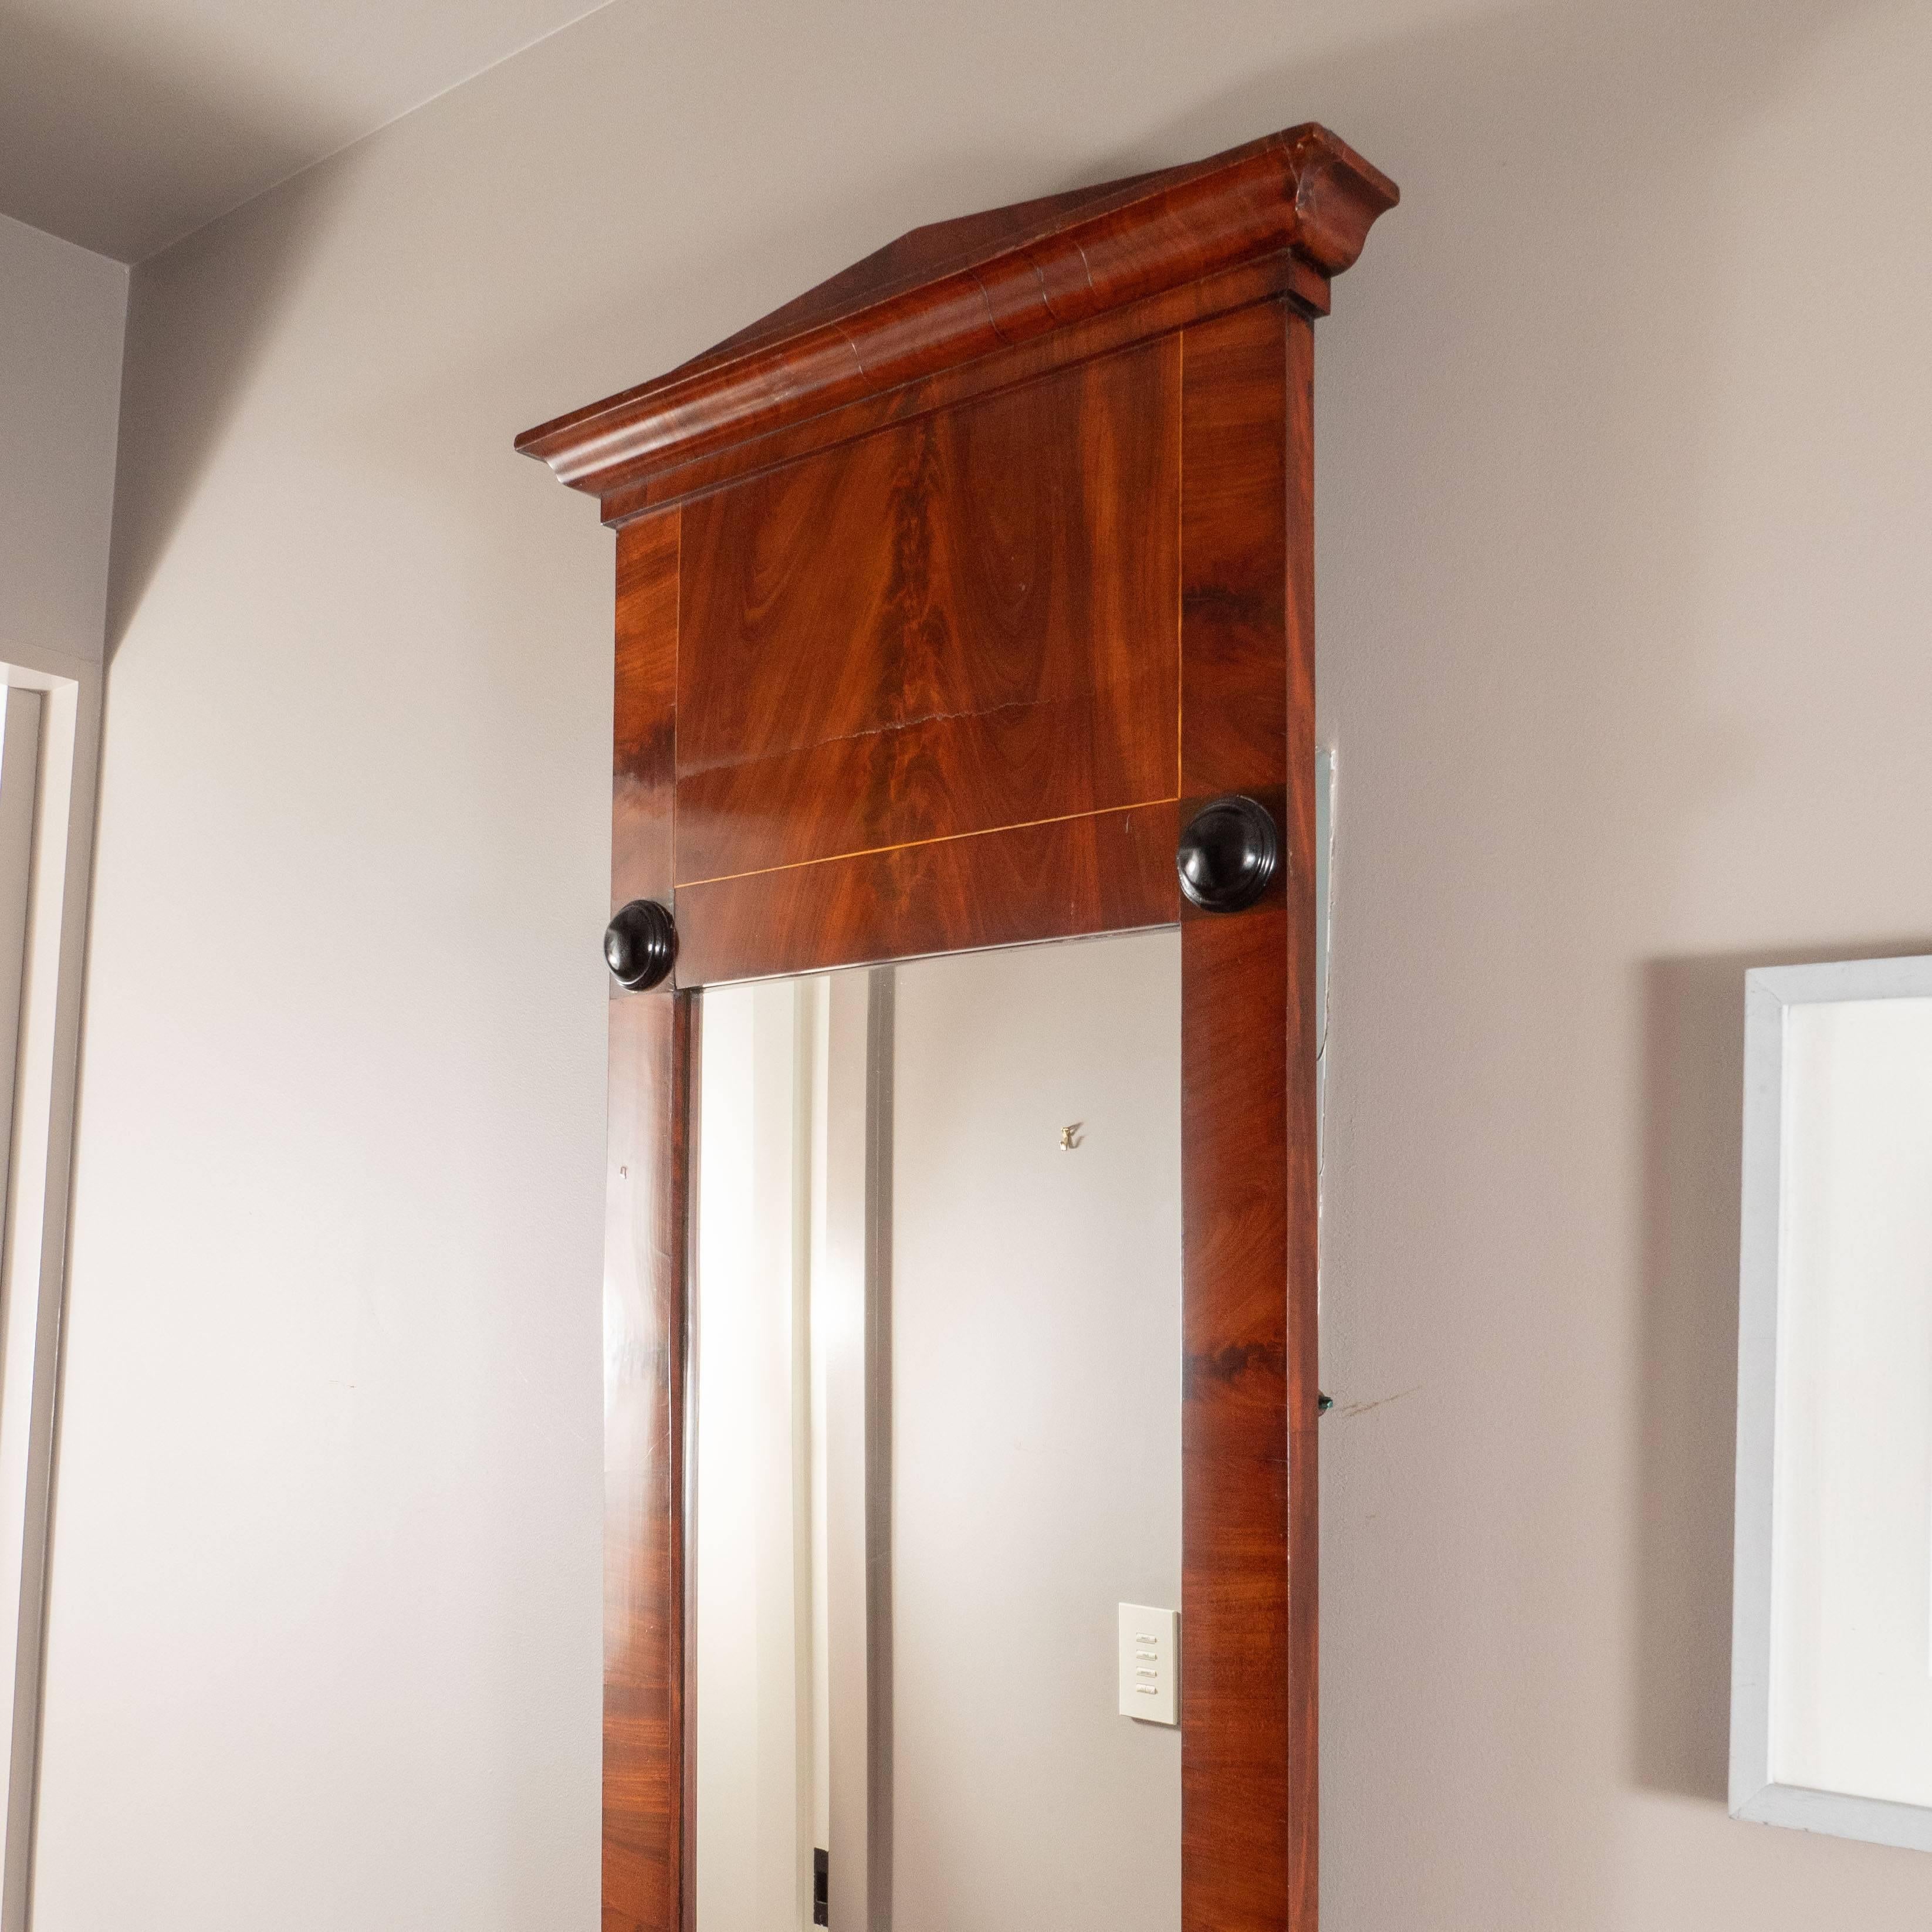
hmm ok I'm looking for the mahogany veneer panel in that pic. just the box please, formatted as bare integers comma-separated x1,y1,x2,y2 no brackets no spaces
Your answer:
615,510,681,896
672,341,1182,885
1175,301,1310,1932
605,506,691,1932
603,992,691,1932
1179,303,1290,787
1280,315,1324,1932
675,800,1181,986
516,124,1396,502
597,252,1328,525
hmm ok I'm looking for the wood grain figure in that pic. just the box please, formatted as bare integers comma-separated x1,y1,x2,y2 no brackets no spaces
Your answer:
673,342,1179,885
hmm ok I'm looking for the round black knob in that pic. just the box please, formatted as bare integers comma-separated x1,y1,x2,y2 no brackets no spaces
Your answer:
1176,796,1280,912
604,898,676,990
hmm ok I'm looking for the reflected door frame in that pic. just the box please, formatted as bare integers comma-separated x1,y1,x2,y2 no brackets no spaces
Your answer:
517,123,1397,1932
688,969,893,1931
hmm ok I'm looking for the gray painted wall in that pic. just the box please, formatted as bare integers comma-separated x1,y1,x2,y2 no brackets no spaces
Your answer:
0,215,125,666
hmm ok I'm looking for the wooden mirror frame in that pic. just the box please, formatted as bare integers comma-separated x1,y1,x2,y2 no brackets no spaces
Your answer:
517,124,1396,1932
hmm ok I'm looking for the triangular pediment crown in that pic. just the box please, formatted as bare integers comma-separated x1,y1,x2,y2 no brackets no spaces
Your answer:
517,124,1396,506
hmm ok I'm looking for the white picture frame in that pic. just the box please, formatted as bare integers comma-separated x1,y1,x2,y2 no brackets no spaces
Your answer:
1733,953,1932,1852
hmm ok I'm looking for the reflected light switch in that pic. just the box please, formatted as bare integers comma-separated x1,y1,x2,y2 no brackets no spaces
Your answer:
1118,1602,1179,1725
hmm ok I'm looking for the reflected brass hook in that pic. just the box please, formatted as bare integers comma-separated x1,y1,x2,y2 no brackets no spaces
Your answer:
1059,1123,1084,1151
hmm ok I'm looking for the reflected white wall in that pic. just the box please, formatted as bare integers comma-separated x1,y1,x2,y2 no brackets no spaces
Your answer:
891,930,1181,1932
693,981,816,1932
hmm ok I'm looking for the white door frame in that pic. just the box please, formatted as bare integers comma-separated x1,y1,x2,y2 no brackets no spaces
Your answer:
0,638,101,1931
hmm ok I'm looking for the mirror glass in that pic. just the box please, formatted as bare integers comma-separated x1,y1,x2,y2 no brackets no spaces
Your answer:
691,928,1181,1931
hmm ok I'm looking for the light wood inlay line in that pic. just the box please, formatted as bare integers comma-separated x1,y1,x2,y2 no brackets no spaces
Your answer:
674,796,1183,892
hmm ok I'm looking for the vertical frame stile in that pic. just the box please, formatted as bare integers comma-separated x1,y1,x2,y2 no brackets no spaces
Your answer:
1176,298,1307,1932
1281,310,1321,1932
605,510,689,1932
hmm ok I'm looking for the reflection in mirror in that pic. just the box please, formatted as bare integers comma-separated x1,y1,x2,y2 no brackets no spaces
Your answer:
692,929,1182,1930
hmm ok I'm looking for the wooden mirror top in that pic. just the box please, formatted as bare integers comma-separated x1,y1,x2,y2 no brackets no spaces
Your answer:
515,124,1396,517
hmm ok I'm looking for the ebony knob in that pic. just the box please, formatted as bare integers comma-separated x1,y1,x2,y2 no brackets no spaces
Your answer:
1176,796,1280,912
604,898,676,990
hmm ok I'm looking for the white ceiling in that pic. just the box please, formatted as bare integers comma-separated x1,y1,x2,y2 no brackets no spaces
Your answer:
0,0,613,262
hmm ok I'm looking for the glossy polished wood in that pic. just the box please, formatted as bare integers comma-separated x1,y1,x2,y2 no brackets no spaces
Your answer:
603,991,691,1932
676,800,1181,986
604,509,689,1932
517,123,1394,1932
597,250,1325,526
1281,314,1324,1932
675,341,1180,885
516,125,1395,504
1172,299,1314,1932
614,511,680,898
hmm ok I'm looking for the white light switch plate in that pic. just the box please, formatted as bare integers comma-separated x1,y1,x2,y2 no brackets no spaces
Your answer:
1118,1603,1179,1725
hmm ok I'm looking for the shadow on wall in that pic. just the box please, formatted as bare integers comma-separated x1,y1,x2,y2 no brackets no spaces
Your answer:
0,4,326,262
1637,937,1932,1802
104,175,346,661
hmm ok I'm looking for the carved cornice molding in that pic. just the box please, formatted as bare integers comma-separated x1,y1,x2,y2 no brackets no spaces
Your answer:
516,124,1396,504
